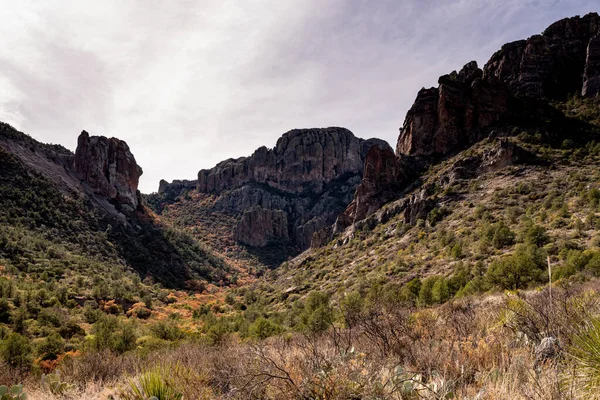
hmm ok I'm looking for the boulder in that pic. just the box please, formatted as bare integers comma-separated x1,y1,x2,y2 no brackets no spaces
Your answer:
534,336,561,367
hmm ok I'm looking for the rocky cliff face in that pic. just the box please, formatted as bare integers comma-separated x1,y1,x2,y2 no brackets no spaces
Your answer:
396,61,509,157
484,13,600,99
583,34,600,97
158,127,386,250
335,144,408,232
74,131,143,211
234,207,289,247
197,128,384,194
397,13,600,159
337,13,600,237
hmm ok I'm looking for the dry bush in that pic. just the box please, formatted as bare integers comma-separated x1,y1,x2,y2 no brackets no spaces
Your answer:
59,350,140,386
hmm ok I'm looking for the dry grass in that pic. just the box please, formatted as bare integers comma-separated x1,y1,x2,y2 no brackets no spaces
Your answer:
3,282,600,399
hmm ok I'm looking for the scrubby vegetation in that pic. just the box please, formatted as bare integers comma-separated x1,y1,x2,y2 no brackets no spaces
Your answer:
2,282,600,399
3,97,600,399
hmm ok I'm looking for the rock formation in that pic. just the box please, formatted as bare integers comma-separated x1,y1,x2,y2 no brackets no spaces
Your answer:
158,127,386,250
583,34,600,97
158,179,197,197
340,15,600,235
335,144,408,231
197,127,386,194
484,13,600,99
74,131,143,210
396,61,509,157
396,13,600,158
234,207,289,247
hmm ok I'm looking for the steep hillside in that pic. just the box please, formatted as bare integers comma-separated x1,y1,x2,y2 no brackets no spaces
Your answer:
0,123,231,290
261,13,600,305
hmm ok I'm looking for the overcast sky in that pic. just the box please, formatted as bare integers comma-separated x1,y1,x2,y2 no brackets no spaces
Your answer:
0,1,597,193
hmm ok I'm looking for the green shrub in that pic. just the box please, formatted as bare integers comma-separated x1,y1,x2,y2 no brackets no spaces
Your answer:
418,277,437,306
484,221,516,249
486,244,547,290
37,332,64,360
248,317,282,340
524,224,549,247
150,320,183,342
90,315,137,354
300,291,333,334
1,332,32,369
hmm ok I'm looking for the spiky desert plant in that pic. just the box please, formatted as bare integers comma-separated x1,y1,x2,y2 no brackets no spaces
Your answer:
120,367,183,400
568,317,600,398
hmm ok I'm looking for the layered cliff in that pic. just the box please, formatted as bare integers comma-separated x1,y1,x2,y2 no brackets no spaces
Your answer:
196,127,384,194
155,127,387,251
396,61,509,157
484,13,600,99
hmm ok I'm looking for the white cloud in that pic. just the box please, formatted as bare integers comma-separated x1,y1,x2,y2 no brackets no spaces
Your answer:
0,0,597,192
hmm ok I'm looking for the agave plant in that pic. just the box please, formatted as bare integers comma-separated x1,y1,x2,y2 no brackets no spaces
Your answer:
120,367,183,400
0,385,27,400
568,317,600,396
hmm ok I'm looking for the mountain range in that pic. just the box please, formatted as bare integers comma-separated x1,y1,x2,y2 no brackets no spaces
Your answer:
1,12,600,399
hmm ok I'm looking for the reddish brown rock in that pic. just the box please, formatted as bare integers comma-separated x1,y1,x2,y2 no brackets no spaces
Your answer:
583,34,600,97
397,62,508,157
395,87,439,156
397,14,600,159
234,207,288,247
73,131,143,210
335,145,407,231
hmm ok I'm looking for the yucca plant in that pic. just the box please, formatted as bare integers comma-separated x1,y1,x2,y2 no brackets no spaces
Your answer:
120,367,183,400
568,317,600,397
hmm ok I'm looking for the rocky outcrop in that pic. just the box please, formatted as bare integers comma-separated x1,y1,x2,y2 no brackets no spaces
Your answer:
335,144,408,231
158,179,197,196
484,13,600,99
156,128,387,251
583,34,600,97
396,62,509,157
397,14,600,158
198,128,386,194
480,138,535,173
357,13,600,234
234,207,289,247
74,131,143,210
